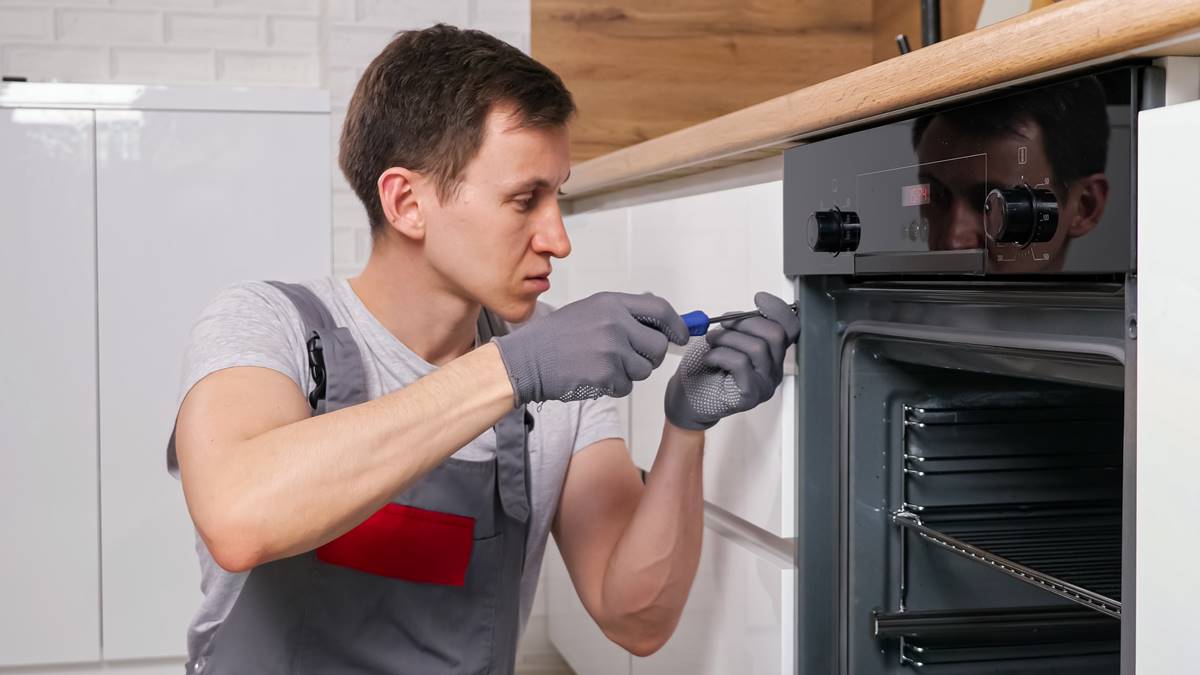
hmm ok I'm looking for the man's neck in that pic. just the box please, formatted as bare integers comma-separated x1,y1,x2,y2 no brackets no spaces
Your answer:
348,240,480,367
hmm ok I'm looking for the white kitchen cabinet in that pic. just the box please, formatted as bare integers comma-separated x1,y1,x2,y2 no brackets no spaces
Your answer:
544,537,632,675
0,82,330,669
0,108,102,666
545,207,635,675
548,178,796,675
626,181,797,538
632,515,795,675
546,206,633,305
96,107,331,659
1137,97,1200,675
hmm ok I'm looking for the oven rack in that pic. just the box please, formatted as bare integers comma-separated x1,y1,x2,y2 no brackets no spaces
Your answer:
892,509,1122,618
874,606,1119,644
899,639,1119,668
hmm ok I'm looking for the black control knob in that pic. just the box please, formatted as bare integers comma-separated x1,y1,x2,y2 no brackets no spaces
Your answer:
807,208,861,253
984,185,1058,247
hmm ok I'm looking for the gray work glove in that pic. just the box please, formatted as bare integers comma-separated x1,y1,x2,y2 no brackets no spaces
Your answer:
494,292,690,406
664,292,802,430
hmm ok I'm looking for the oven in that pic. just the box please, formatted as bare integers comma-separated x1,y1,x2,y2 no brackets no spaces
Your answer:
785,64,1161,674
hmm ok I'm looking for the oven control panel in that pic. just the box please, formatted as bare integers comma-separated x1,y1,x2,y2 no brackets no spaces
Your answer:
783,66,1144,277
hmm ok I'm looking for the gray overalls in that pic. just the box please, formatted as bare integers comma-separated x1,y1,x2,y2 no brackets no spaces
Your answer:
173,282,532,674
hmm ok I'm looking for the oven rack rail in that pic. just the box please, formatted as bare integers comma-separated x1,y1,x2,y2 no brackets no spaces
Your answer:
874,606,1118,643
892,510,1121,618
899,639,1119,668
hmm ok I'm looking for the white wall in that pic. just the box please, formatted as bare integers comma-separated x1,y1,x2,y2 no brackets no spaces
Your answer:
0,0,531,276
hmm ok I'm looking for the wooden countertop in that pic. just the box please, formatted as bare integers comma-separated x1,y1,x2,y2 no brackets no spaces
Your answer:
560,0,1200,200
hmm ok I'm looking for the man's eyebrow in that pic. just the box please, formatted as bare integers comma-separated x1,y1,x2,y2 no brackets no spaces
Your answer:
508,178,549,192
509,171,572,194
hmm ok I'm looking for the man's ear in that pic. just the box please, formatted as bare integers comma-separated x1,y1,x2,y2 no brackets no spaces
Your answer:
377,167,427,241
1067,173,1109,238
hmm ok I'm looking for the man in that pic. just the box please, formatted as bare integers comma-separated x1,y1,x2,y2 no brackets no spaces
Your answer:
169,24,799,675
912,75,1110,271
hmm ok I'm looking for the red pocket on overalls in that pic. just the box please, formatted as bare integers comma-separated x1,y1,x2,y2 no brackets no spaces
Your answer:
316,503,475,586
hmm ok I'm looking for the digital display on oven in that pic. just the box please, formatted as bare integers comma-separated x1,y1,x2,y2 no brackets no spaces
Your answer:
901,183,931,207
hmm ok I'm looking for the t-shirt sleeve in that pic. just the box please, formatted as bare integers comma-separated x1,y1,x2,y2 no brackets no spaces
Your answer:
176,281,310,406
571,395,626,454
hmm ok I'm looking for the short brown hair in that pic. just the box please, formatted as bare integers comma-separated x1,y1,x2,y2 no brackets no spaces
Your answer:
339,24,575,235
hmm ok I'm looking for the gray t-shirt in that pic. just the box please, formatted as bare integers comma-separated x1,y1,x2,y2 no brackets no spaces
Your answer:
173,277,623,667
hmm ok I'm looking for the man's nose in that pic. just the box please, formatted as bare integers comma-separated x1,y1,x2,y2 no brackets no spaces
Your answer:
531,202,572,259
942,198,985,250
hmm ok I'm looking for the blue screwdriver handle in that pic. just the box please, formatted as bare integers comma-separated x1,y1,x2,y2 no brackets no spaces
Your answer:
681,310,711,337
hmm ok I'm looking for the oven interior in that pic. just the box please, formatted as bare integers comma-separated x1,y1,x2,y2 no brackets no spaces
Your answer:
844,335,1124,674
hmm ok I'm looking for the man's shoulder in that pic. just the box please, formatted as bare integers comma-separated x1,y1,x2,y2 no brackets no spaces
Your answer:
186,277,339,364
204,277,337,321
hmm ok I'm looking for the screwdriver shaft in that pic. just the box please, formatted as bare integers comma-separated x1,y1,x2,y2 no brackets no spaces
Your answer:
707,303,798,325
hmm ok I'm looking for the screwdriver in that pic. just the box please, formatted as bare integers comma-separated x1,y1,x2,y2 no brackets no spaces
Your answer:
680,303,798,337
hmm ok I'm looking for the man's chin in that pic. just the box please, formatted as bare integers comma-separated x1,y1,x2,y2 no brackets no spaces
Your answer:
486,297,539,325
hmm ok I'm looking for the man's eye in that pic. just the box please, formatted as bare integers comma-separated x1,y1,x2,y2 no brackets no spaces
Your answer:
514,196,535,212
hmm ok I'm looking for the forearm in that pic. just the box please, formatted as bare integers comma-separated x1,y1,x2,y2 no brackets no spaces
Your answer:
599,421,705,652
181,342,514,570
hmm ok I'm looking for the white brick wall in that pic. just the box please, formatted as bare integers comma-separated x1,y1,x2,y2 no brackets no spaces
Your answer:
0,0,532,277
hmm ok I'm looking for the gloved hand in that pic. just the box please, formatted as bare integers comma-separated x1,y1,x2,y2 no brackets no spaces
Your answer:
664,292,801,430
494,292,690,406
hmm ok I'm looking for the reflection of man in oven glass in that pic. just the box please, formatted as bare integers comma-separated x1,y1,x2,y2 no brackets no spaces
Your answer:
912,76,1110,271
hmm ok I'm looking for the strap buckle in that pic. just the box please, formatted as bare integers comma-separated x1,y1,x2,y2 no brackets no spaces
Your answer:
306,331,327,411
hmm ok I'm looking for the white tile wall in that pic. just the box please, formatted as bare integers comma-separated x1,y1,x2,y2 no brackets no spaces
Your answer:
0,0,532,276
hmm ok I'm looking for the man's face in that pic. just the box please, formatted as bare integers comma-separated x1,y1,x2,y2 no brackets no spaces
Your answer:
915,116,1106,272
419,105,572,323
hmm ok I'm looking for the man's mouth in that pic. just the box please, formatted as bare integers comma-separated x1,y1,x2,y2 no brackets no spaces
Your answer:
524,273,551,291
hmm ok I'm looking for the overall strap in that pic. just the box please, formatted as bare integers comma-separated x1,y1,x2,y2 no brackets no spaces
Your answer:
264,281,367,414
478,308,532,524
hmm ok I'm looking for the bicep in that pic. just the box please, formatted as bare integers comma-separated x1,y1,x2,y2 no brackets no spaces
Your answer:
552,438,643,619
175,367,310,512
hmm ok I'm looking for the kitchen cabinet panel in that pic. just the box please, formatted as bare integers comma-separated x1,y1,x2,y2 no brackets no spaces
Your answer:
544,208,636,675
551,207,635,438
632,517,794,675
545,534,632,675
1137,97,1200,675
550,207,633,305
95,108,331,659
627,182,797,538
0,108,102,666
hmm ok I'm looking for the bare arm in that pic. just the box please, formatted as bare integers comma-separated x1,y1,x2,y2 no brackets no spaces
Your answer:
175,342,513,573
551,422,705,656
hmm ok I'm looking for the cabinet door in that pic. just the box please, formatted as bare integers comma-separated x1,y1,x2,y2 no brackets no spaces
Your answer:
95,109,331,659
545,538,632,675
549,207,633,304
627,182,797,538
1137,98,1200,675
632,517,794,675
544,208,634,675
0,108,101,665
